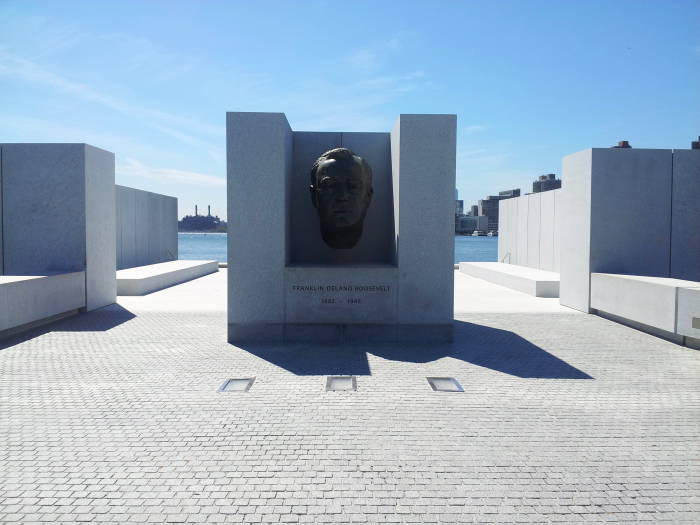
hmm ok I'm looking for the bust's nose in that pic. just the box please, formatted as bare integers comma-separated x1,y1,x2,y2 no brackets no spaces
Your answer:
336,185,350,200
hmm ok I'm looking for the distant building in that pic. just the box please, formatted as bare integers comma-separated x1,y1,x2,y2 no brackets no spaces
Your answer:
179,204,227,232
477,188,520,232
499,189,520,198
456,215,488,234
455,199,463,216
532,174,562,193
469,205,478,217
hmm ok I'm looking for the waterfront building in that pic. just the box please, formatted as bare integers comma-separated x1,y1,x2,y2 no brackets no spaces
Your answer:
477,188,520,232
456,215,489,234
532,173,562,193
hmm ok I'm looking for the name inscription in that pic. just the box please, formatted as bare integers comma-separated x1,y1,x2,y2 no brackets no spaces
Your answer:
291,284,391,292
290,283,391,306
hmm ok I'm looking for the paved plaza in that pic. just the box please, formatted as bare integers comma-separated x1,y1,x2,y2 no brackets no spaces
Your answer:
1,270,699,524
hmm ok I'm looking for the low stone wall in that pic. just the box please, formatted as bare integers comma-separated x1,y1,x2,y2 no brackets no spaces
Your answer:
116,185,177,270
497,189,561,272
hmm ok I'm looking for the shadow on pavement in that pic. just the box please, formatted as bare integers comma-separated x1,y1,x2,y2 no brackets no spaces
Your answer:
0,304,136,350
237,319,593,379
241,344,371,376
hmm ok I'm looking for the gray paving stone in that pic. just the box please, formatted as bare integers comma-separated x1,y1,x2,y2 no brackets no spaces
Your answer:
1,272,699,524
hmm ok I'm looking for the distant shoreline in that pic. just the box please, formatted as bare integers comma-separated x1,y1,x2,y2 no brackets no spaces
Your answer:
178,231,227,235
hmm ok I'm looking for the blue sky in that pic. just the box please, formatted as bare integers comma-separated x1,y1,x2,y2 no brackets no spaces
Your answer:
1,0,698,220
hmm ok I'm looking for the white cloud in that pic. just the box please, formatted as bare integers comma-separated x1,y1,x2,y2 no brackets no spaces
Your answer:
462,124,488,135
345,34,411,71
0,51,222,150
117,158,225,187
347,49,379,70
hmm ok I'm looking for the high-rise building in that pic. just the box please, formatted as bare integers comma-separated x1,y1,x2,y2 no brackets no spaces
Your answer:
477,188,520,232
532,174,562,193
455,200,464,216
469,205,478,216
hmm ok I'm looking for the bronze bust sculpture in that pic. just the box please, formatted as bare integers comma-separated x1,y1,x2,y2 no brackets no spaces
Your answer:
309,148,373,249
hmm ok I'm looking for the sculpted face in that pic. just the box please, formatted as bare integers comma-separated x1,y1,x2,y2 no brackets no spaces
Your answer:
310,148,373,249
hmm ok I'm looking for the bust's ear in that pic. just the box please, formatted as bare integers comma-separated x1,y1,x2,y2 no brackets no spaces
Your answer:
309,185,318,208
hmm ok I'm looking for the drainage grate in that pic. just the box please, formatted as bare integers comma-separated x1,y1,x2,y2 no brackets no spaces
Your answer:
326,376,357,391
218,378,255,392
427,377,464,392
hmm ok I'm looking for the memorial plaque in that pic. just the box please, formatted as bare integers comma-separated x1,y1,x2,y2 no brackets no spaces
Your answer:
284,267,397,324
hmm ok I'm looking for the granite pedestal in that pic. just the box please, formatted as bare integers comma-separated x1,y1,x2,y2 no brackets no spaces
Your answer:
227,113,456,343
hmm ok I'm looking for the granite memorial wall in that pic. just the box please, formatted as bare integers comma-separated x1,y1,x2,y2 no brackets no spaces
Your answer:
116,185,178,270
0,143,116,311
559,147,700,312
227,112,456,343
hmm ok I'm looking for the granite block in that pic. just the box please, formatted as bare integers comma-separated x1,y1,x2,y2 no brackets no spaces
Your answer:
526,193,541,269
671,150,700,282
391,114,456,325
116,185,177,270
1,143,86,275
84,144,116,310
227,112,291,325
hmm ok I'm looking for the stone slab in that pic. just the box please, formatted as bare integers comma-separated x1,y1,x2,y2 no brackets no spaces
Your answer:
677,286,700,339
0,146,3,274
85,145,116,310
560,148,673,313
117,260,218,296
671,149,700,282
228,322,452,343
458,262,560,297
227,112,291,326
590,273,700,334
284,266,397,323
116,185,178,270
1,143,117,311
526,193,541,269
1,144,86,275
0,271,85,333
539,190,556,272
515,192,528,266
392,114,456,325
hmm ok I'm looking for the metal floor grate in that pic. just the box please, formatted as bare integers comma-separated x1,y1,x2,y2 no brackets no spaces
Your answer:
218,378,255,392
426,377,464,392
326,376,357,391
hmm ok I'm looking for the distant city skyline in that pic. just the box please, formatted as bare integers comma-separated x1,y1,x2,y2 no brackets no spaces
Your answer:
1,0,698,220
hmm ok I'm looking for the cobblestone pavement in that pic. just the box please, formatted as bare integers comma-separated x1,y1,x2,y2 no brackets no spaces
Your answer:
1,272,699,524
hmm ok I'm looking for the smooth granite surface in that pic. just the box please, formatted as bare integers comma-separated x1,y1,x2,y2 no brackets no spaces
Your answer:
2,270,699,524
228,113,456,342
391,114,456,326
227,112,291,327
116,185,177,271
671,149,700,282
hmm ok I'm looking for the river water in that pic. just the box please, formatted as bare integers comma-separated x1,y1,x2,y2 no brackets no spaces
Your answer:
178,233,497,264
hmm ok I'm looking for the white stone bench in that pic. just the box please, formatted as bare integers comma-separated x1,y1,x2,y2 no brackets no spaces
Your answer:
590,273,700,347
117,260,218,296
458,262,560,297
0,271,86,337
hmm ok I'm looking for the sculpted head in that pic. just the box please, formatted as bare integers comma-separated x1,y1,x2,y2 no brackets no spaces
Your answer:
309,148,373,249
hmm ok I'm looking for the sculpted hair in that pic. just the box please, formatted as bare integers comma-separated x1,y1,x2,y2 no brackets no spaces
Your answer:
309,148,373,188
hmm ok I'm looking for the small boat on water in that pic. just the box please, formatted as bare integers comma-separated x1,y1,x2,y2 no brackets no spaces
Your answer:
472,230,484,237
487,231,498,237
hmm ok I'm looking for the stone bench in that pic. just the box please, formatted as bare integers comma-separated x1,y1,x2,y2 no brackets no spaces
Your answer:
0,271,86,338
590,273,700,348
117,260,218,296
458,262,560,297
